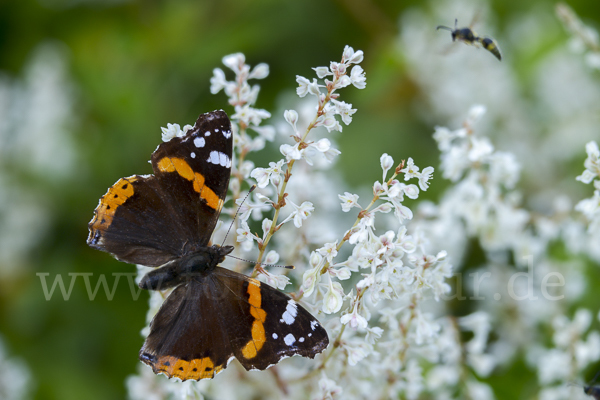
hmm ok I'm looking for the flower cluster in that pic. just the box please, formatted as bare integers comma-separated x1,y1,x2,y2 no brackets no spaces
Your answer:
556,3,600,70
534,309,600,400
575,141,600,234
126,22,600,398
421,105,527,262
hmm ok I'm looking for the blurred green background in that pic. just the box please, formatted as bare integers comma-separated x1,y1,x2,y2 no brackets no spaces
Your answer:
0,0,599,399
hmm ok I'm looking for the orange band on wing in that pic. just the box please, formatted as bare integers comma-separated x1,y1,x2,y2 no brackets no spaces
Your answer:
147,355,224,381
90,176,137,230
157,157,223,210
241,280,267,359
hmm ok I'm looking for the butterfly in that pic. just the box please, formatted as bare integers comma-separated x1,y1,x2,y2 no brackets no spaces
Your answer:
87,110,329,380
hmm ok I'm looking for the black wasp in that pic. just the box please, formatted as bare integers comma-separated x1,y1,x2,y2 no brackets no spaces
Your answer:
436,18,502,61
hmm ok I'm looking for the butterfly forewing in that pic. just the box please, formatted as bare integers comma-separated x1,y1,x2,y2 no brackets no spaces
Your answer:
87,111,233,265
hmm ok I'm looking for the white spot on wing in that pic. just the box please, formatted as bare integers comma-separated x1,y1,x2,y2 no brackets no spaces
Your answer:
310,320,318,331
281,300,298,325
209,151,220,165
308,333,312,337
214,128,219,132
223,129,232,139
194,137,205,148
272,333,278,339
204,131,211,136
284,333,296,346
191,152,196,158
299,337,304,342
219,152,228,167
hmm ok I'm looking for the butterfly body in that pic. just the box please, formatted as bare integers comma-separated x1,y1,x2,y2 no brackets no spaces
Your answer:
88,110,328,381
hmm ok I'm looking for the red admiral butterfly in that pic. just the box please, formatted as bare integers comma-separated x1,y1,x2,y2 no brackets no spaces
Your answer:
88,110,329,380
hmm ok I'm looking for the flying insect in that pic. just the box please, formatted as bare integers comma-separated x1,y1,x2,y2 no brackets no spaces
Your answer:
436,18,502,61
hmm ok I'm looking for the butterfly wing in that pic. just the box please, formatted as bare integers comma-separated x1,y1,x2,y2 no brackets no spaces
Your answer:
139,279,237,380
87,110,233,266
215,267,329,371
139,267,329,381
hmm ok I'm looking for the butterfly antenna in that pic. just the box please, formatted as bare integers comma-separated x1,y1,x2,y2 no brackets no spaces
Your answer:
221,185,256,247
227,254,295,270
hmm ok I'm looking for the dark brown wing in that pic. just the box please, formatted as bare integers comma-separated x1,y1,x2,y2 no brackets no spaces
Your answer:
213,268,329,371
87,110,233,267
139,279,236,380
139,267,329,381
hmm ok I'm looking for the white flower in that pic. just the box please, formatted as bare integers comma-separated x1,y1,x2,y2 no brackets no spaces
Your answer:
280,142,303,161
413,311,440,345
401,157,420,180
343,45,364,64
250,160,285,189
248,63,269,79
340,300,368,330
236,221,255,251
348,212,374,244
394,203,413,222
284,109,299,133
209,68,227,94
261,218,273,240
403,184,420,200
537,349,571,384
577,141,600,183
344,342,369,366
313,66,331,79
232,104,271,127
222,52,245,72
315,372,342,400
260,270,290,290
296,76,320,97
286,200,314,228
577,169,597,184
317,114,343,133
301,252,324,297
318,242,338,263
365,326,384,344
380,153,394,181
251,167,270,188
349,65,366,89
468,137,494,162
466,104,487,126
404,359,424,400
160,123,186,142
465,380,494,400
418,166,434,191
459,311,491,354
339,192,360,212
322,276,344,314
331,99,357,125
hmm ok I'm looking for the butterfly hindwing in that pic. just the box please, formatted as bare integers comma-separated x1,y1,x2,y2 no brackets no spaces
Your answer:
213,267,329,371
139,267,329,380
139,279,235,380
87,110,233,266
